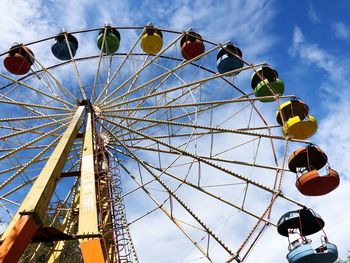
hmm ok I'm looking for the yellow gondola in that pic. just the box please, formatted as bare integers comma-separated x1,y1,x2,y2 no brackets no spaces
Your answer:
276,100,317,140
141,25,163,55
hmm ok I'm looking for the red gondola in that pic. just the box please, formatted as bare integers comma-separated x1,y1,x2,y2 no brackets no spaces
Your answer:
180,31,205,61
4,44,34,75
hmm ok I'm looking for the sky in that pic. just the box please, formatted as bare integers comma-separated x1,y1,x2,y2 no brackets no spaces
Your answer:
0,0,350,262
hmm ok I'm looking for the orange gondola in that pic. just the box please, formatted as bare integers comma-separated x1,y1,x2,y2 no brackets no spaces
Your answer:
3,44,35,75
288,145,340,196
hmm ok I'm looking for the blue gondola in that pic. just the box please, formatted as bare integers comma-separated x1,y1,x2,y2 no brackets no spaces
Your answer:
278,208,338,263
216,43,244,75
51,33,78,60
287,242,338,263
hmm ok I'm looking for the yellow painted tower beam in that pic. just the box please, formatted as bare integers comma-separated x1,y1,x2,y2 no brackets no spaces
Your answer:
0,106,85,263
78,112,105,263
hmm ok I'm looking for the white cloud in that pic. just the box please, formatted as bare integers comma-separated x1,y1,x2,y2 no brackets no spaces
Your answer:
130,0,277,60
290,25,350,178
308,3,321,24
333,21,350,41
291,26,305,48
290,26,346,82
0,0,51,49
5,1,348,263
288,25,350,260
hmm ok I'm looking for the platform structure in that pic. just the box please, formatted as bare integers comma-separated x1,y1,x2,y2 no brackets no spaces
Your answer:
0,103,137,263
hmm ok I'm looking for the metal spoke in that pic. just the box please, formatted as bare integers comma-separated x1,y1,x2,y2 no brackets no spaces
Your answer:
0,122,69,164
107,149,214,262
101,62,266,110
92,28,144,102
0,134,63,191
96,31,186,104
99,117,305,207
102,114,309,143
63,33,87,100
24,46,78,103
121,144,289,172
104,95,295,113
103,124,236,258
0,72,76,109
0,150,81,202
0,116,71,141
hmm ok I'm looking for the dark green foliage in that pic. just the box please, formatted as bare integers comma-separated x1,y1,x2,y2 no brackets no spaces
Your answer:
20,243,51,263
20,240,83,263
59,239,83,263
18,210,83,262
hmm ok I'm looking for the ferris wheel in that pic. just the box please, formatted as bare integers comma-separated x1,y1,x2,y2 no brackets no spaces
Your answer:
0,24,340,263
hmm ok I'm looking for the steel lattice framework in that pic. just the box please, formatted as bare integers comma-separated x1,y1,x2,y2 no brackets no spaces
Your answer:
0,25,309,263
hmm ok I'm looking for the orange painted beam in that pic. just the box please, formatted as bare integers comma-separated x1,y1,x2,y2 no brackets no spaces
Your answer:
0,215,38,263
80,238,105,263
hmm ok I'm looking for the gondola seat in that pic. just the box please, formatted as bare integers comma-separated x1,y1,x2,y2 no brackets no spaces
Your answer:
287,242,338,263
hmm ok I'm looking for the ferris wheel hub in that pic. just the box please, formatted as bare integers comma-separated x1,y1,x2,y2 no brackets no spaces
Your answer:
93,105,102,116
78,99,91,106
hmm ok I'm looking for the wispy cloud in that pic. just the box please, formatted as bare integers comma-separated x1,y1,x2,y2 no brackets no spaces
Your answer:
0,0,51,48
290,26,346,82
126,0,277,60
2,1,349,262
308,3,321,24
288,25,350,259
290,25,350,173
332,21,350,41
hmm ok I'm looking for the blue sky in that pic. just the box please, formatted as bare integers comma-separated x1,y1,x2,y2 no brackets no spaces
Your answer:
0,0,349,262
